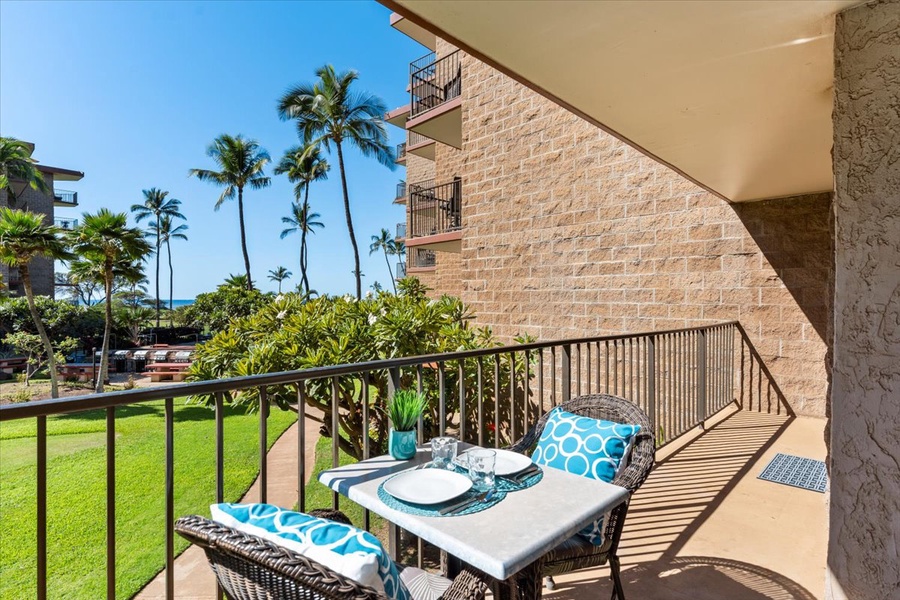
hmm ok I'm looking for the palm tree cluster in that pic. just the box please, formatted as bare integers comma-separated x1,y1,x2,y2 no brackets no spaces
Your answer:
0,206,149,397
369,229,405,294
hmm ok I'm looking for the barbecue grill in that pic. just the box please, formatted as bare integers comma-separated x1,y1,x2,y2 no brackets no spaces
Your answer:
133,350,150,372
174,351,193,363
114,350,133,373
152,350,174,363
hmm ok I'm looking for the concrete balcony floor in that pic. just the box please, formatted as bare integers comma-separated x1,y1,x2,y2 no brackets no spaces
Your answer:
139,407,826,599
545,408,827,600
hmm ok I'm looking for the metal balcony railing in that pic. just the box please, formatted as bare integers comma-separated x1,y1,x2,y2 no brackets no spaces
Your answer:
410,51,436,76
408,130,432,148
411,248,436,269
396,143,407,163
396,222,407,240
410,50,461,118
53,189,78,206
395,181,407,202
409,177,462,238
0,321,790,599
54,217,79,230
395,261,407,279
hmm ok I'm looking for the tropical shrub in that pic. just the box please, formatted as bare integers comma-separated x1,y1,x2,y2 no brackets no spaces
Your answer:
3,331,78,385
174,284,272,333
0,296,107,349
188,278,534,459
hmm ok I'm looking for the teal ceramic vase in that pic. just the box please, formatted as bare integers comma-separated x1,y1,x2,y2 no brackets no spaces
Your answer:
389,428,417,460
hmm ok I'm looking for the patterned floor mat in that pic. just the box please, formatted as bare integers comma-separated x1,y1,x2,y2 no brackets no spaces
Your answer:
758,453,827,493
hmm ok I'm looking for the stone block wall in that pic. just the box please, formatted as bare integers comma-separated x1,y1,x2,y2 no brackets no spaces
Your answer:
405,42,834,417
828,0,900,597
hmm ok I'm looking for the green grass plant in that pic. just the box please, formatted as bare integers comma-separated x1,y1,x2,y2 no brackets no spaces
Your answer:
0,400,294,599
386,390,426,432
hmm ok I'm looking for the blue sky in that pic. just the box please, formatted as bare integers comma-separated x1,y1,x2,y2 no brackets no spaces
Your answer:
0,0,420,297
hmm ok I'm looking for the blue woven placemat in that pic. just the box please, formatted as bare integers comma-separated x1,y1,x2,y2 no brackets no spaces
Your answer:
378,476,507,517
758,453,827,493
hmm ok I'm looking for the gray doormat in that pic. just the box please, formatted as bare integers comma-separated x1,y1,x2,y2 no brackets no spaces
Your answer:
758,453,827,493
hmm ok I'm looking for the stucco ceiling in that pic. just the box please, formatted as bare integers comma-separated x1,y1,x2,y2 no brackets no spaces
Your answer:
384,0,863,202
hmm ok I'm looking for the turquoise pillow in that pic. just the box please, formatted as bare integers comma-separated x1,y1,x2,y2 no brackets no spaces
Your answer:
531,408,641,545
211,503,410,600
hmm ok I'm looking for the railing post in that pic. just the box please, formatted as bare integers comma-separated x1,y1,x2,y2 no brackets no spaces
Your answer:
647,335,656,436
562,344,571,403
698,329,708,428
387,367,401,397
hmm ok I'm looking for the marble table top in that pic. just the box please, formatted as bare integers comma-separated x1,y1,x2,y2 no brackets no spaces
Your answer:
318,446,629,580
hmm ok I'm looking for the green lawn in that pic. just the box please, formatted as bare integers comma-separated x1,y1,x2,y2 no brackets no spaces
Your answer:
0,400,295,599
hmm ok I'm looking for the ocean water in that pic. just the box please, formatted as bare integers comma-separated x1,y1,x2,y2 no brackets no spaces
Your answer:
82,298,194,307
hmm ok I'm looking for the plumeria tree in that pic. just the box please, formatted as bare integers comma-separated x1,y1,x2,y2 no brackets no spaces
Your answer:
0,208,72,397
278,65,395,299
190,135,270,290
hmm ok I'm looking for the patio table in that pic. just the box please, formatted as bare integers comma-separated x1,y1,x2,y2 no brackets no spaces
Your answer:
319,445,629,600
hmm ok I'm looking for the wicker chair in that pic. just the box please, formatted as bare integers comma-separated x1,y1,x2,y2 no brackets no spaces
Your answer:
175,510,488,600
508,394,656,599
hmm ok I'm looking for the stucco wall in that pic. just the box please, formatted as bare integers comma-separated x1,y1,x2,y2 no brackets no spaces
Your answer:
828,0,900,597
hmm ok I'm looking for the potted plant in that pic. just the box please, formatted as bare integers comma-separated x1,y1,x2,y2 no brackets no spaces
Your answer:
387,389,427,460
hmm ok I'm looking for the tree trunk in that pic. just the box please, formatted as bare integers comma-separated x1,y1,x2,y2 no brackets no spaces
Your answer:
155,213,161,327
167,238,174,316
96,262,113,393
301,185,310,295
237,186,253,291
383,248,396,294
335,142,361,299
20,265,60,398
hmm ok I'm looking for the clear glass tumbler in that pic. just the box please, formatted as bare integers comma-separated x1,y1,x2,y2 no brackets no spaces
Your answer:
430,436,458,469
467,449,496,491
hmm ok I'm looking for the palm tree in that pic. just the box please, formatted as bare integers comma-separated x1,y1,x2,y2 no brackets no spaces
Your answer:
69,209,151,393
369,228,398,293
274,144,329,294
222,273,252,289
278,65,395,299
149,215,188,314
0,137,48,208
280,202,324,294
268,266,292,293
130,188,184,326
0,208,72,398
189,135,271,290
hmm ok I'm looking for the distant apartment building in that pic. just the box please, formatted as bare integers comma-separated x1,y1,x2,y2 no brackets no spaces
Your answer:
0,141,83,298
385,15,832,420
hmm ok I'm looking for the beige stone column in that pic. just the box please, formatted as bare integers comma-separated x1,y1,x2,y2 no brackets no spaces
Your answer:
829,1,900,598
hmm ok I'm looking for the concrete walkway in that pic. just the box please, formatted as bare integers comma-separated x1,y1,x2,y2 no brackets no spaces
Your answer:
136,409,323,599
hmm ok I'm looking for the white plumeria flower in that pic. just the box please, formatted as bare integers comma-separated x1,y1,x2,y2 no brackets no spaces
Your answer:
368,314,378,325
365,291,373,298
276,311,287,320
275,294,285,303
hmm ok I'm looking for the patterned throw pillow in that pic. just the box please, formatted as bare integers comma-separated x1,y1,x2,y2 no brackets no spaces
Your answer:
211,503,410,600
531,408,641,545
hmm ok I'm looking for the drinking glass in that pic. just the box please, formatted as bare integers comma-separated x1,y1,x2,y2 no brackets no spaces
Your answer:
467,449,496,491
430,436,458,469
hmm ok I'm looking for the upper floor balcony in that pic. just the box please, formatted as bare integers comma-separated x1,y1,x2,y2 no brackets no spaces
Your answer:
395,261,406,279
408,50,462,149
53,189,78,207
407,177,462,253
407,130,435,161
54,217,79,230
396,221,406,241
396,142,407,165
394,181,407,204
389,12,436,50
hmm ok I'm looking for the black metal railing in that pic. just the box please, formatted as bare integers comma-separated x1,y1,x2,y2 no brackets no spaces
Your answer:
396,262,407,279
53,217,78,230
408,130,432,148
396,222,407,240
409,178,462,238
410,51,436,76
0,321,789,599
411,50,461,118
396,143,407,163
410,248,436,269
53,189,78,206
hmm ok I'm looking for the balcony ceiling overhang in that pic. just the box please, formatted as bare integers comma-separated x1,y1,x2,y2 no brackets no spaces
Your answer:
390,12,436,50
385,104,410,128
382,0,863,203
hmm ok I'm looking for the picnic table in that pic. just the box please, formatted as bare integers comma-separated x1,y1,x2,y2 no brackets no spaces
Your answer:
0,357,28,374
144,362,190,382
319,445,629,600
56,363,99,383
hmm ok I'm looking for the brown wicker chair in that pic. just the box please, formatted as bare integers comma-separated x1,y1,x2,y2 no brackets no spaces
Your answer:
175,510,488,600
508,394,656,599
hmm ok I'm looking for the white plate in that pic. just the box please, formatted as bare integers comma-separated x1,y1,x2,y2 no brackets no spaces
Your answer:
454,449,534,477
384,469,473,505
